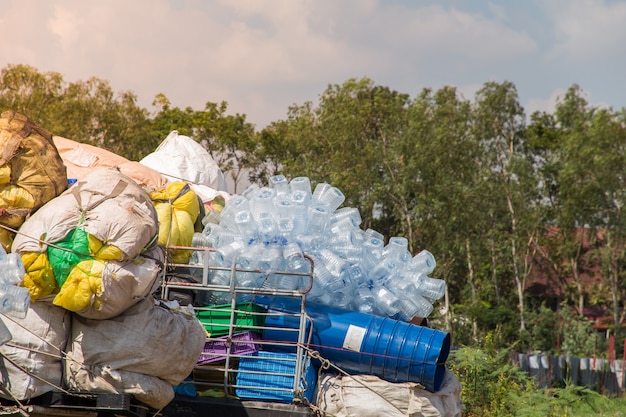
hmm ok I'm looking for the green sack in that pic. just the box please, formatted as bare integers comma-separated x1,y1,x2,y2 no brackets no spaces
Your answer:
47,227,92,287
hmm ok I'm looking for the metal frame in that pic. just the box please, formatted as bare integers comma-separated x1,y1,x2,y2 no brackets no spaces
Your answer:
161,245,315,403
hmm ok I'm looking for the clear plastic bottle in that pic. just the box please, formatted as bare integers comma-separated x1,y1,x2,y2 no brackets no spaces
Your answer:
250,187,276,218
255,212,277,243
241,183,261,199
220,194,250,232
354,286,377,314
413,274,446,301
214,240,244,265
395,295,433,321
295,233,325,255
312,183,345,212
289,176,312,195
282,242,306,269
409,249,437,275
0,253,25,285
290,190,311,237
384,237,411,267
330,207,362,229
369,258,398,287
273,198,296,240
0,283,30,318
306,204,330,235
269,174,290,197
234,209,258,245
371,286,401,317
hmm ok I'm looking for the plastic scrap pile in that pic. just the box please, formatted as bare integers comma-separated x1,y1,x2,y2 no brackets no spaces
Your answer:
0,112,214,410
184,176,463,414
196,174,445,321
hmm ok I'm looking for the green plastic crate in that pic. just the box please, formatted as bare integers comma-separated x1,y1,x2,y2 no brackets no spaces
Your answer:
196,303,267,337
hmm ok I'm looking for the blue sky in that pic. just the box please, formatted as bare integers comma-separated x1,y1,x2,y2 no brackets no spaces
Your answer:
1,0,625,129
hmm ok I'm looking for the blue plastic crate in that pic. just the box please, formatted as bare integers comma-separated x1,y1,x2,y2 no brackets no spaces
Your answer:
235,351,317,403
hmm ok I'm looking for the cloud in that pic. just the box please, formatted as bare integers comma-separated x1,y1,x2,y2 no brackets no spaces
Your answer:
545,0,626,61
0,0,620,130
525,88,565,116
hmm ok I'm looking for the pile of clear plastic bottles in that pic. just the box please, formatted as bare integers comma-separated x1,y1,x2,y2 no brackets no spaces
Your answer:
192,175,445,321
0,246,30,345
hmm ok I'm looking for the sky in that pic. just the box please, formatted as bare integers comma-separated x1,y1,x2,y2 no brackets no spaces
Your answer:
1,0,625,130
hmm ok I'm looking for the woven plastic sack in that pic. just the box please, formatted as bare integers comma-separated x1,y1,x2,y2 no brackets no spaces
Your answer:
140,130,227,192
65,297,204,408
317,370,463,417
0,111,67,250
0,301,70,401
13,168,159,302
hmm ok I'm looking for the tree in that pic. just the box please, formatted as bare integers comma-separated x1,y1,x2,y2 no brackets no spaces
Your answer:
0,64,64,121
553,85,602,316
472,81,538,332
193,101,259,194
263,78,412,237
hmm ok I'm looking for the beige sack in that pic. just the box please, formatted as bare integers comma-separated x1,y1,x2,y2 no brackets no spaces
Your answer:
317,370,463,417
65,297,205,386
0,301,71,401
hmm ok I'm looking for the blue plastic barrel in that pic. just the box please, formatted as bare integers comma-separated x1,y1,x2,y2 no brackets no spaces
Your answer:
259,297,451,392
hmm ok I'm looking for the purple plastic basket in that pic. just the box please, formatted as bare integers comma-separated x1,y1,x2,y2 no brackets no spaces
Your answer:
197,331,261,365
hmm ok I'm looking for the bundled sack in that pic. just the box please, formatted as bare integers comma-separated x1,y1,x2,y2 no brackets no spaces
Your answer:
53,135,169,192
64,297,206,409
149,181,201,264
52,245,164,320
316,370,463,417
140,130,228,194
0,301,71,401
12,168,159,308
0,111,67,251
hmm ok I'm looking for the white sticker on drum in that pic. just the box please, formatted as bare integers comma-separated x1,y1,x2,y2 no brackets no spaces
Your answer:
343,324,367,352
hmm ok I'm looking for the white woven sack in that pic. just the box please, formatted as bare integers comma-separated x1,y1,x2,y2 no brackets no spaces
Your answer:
140,130,227,192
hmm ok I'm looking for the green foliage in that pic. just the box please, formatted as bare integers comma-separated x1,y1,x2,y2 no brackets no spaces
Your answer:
449,335,537,416
450,341,626,417
559,307,602,358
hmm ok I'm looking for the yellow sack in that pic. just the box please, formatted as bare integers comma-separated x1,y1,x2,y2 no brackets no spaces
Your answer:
21,251,58,301
0,228,14,253
0,184,35,226
150,182,200,263
0,164,11,185
88,233,124,261
53,259,104,312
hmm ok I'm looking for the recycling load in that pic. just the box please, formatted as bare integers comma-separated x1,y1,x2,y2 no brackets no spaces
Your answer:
0,114,460,413
185,174,454,394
